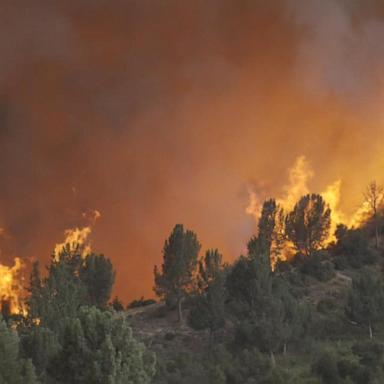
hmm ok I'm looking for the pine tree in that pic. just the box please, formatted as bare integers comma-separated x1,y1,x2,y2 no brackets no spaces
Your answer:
49,306,155,384
190,249,226,342
27,261,42,321
79,254,115,308
0,315,23,383
19,325,59,380
285,194,331,257
154,224,201,322
0,316,40,384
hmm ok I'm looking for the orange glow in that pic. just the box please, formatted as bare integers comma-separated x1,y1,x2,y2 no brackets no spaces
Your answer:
246,156,363,268
1,1,384,302
0,258,26,315
54,210,101,259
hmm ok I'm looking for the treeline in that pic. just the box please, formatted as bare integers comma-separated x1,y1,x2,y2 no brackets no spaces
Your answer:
1,186,384,383
0,245,155,384
153,190,384,383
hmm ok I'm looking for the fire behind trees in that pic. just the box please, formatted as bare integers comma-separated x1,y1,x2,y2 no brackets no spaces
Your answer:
2,188,384,383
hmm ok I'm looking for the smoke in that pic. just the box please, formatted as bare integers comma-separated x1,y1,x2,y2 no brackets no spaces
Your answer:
0,0,384,301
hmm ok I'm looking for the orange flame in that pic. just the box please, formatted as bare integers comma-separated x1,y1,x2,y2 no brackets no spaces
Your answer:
54,210,101,259
246,156,346,267
0,257,26,315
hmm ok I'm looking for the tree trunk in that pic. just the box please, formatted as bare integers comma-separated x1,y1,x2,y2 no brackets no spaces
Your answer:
270,351,276,367
369,322,373,339
177,297,184,323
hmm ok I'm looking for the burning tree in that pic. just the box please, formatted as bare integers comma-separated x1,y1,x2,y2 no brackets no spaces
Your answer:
154,224,200,322
285,194,331,257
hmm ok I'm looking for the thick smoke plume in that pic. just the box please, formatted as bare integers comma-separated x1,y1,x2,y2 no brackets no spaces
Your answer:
1,0,384,301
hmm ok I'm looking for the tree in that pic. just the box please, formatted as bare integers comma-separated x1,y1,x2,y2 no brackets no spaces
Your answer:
26,262,42,321
234,277,303,366
0,315,40,384
19,325,60,381
154,224,201,322
49,306,155,384
249,199,278,256
285,194,331,257
27,247,116,330
364,181,384,248
333,224,375,268
346,270,384,339
247,199,286,267
79,254,115,308
28,247,87,332
112,296,124,311
189,250,226,342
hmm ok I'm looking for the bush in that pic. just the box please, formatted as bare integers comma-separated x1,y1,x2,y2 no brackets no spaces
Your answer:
333,226,377,268
312,350,340,384
299,253,336,282
317,298,338,314
127,297,156,309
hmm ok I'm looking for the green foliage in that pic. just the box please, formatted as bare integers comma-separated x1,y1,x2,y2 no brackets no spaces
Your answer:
298,251,336,282
312,349,340,384
189,249,226,336
155,345,290,384
79,254,115,308
333,225,376,269
28,247,87,333
0,316,40,384
19,325,60,380
28,247,115,332
154,224,201,321
48,306,155,384
345,270,384,338
23,245,153,383
311,342,384,384
285,194,331,257
21,359,40,384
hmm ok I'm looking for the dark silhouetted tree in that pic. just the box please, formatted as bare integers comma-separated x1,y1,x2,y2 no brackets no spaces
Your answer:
112,296,124,311
79,254,115,308
154,224,201,322
285,194,331,257
364,181,384,248
189,249,226,341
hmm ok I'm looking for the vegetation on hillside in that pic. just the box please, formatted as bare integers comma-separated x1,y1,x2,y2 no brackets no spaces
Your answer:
2,186,384,383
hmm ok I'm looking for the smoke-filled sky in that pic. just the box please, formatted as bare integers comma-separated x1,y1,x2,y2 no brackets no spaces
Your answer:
1,0,384,302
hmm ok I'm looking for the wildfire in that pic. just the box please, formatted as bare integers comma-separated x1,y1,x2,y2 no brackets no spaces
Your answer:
246,156,353,267
53,210,101,259
0,257,25,315
277,155,313,212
